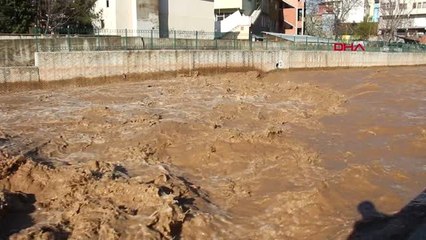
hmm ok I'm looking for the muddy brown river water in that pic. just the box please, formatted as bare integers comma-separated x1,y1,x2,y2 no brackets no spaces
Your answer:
0,67,425,239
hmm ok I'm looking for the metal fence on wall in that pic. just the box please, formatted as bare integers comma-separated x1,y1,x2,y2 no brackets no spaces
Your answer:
27,28,426,53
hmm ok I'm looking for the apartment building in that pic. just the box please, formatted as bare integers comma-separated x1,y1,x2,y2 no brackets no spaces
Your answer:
95,0,214,36
366,0,380,22
380,0,426,37
282,0,305,35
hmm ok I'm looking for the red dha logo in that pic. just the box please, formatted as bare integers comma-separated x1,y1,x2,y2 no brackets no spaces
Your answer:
333,43,366,52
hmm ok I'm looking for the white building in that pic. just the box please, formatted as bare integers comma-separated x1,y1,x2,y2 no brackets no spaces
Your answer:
159,0,214,34
95,0,214,37
94,0,160,31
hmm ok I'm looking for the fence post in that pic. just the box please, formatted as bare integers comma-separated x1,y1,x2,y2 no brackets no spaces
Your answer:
96,28,100,51
67,26,71,51
34,27,39,52
317,36,319,50
215,37,218,50
195,31,198,49
174,30,176,49
265,37,268,50
327,39,330,51
305,36,308,50
249,31,252,50
293,36,296,50
125,28,128,50
233,34,236,49
150,29,154,49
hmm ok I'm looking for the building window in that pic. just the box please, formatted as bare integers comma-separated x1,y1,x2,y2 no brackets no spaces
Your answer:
413,3,416,8
106,0,109,8
298,9,302,21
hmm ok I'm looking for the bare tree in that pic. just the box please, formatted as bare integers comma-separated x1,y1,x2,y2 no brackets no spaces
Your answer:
36,0,99,34
319,0,364,37
379,0,414,42
304,0,326,37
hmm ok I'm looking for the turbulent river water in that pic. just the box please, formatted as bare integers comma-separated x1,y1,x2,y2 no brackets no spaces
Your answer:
0,67,424,239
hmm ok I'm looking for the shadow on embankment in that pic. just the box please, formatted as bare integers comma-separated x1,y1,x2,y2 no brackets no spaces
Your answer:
348,189,426,240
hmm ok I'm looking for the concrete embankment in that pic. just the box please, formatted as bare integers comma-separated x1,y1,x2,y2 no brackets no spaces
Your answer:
0,67,39,83
1,50,426,83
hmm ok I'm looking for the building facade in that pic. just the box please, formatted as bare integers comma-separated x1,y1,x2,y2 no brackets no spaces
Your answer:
379,0,426,37
159,0,214,35
95,0,160,31
95,0,214,37
282,0,305,35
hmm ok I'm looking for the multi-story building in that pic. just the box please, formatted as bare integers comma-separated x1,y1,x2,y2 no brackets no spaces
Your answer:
282,0,305,35
379,0,426,37
365,0,380,22
95,0,214,36
214,0,282,39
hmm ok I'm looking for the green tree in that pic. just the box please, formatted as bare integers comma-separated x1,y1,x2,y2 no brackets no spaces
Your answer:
0,0,36,33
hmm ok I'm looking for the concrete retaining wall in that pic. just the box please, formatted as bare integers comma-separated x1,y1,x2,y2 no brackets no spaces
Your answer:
0,67,39,83
35,50,426,82
0,37,286,67
35,50,286,81
287,51,426,68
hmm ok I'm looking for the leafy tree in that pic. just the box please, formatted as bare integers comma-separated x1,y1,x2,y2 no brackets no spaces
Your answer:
355,16,378,40
0,0,36,33
0,0,99,34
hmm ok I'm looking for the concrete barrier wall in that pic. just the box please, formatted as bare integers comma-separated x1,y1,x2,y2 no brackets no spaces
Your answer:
0,67,39,83
35,50,426,82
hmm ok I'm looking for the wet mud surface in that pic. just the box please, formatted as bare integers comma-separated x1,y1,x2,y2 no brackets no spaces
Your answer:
0,67,424,239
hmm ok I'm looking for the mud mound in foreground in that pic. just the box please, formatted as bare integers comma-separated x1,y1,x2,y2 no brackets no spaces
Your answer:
0,149,223,239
